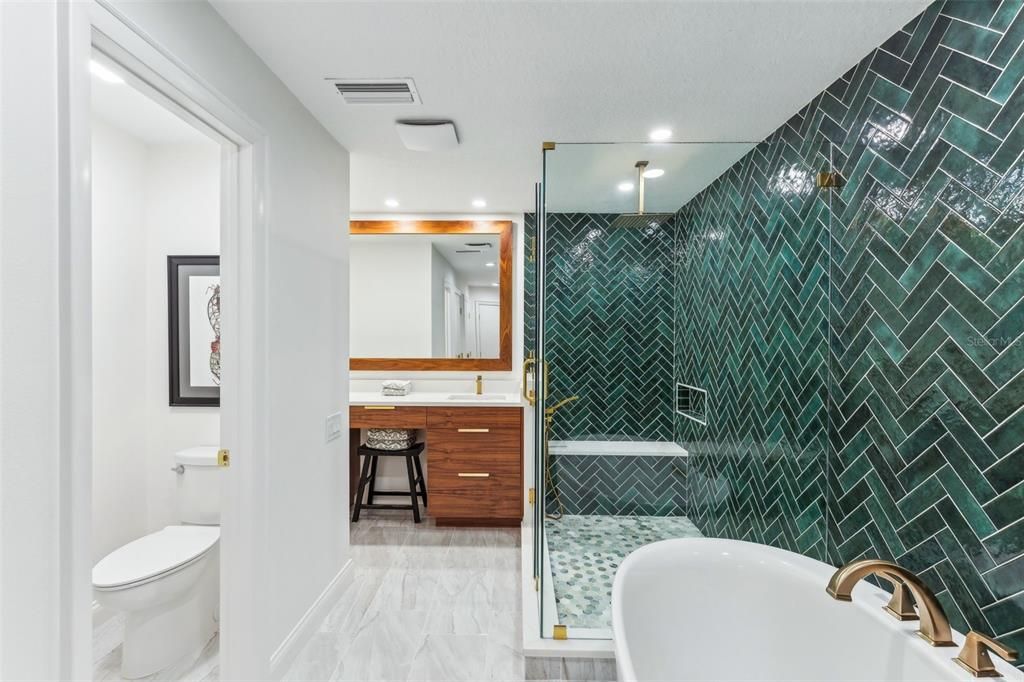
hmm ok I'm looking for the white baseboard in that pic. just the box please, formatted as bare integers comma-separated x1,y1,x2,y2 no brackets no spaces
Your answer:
269,559,355,680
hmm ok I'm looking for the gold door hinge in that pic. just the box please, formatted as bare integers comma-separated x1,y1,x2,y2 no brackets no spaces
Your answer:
217,448,231,468
553,624,568,640
542,141,556,151
534,576,539,592
816,171,845,188
529,488,536,505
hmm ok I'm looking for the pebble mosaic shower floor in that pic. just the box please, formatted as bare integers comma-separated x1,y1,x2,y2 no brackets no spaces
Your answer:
545,515,703,630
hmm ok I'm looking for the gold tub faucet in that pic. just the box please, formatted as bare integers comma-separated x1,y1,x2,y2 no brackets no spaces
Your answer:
954,630,1018,677
826,559,955,647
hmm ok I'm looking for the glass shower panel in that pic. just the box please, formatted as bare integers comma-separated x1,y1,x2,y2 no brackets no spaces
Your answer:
534,140,834,641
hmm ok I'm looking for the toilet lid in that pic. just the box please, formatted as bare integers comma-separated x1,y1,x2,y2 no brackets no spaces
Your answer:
93,526,220,589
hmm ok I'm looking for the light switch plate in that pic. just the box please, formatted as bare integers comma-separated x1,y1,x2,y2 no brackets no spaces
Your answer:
325,412,343,443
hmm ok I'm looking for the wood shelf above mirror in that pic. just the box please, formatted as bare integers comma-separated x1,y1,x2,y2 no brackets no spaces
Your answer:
350,220,514,371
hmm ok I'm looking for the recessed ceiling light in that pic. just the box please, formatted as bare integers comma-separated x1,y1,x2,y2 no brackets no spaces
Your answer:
617,182,634,192
89,60,124,85
485,262,495,267
384,198,399,208
649,127,672,141
472,198,487,208
642,168,665,179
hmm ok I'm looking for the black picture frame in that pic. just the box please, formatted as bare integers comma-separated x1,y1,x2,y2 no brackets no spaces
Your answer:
168,255,220,406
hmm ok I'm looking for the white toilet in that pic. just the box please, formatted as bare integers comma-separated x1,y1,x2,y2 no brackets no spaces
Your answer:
93,446,221,678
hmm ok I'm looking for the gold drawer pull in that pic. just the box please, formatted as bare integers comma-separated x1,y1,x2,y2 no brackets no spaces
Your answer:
458,472,490,478
457,428,489,433
363,406,396,410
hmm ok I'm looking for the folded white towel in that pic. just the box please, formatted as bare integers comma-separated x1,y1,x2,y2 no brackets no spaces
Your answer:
382,379,411,390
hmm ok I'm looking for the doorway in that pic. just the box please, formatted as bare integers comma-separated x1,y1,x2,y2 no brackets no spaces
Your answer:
89,48,225,679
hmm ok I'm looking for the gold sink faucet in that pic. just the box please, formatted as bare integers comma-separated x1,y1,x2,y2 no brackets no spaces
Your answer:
826,559,955,647
475,375,483,395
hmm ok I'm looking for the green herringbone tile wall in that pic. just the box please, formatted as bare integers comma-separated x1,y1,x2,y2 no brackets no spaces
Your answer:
674,136,832,560
677,0,1024,660
544,213,675,442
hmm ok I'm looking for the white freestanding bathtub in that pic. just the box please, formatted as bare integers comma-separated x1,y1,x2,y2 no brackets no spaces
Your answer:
612,538,1022,682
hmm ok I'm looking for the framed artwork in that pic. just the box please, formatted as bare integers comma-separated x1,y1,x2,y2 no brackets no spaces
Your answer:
168,255,220,406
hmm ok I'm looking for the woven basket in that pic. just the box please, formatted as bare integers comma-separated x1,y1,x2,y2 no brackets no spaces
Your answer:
365,428,416,450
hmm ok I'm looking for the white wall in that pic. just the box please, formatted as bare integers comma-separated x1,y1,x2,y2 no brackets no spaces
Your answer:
91,116,221,562
90,118,150,563
350,239,431,357
142,142,221,532
1,2,352,677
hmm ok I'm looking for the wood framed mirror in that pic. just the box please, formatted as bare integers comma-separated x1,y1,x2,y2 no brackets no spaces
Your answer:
349,220,513,371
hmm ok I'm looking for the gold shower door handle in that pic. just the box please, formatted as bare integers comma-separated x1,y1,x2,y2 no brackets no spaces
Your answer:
522,356,536,405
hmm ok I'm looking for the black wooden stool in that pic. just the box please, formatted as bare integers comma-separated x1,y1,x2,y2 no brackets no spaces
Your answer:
351,442,427,523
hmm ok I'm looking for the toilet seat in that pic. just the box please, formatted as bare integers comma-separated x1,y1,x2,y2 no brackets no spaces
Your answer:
93,526,220,591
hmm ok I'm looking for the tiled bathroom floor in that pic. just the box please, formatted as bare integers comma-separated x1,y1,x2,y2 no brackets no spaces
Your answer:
287,511,525,681
545,514,703,630
93,511,525,682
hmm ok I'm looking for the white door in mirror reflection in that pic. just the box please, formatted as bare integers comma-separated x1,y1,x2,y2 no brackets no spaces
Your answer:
443,286,467,358
476,301,500,358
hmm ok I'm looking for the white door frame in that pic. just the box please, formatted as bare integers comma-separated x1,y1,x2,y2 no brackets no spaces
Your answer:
63,2,271,678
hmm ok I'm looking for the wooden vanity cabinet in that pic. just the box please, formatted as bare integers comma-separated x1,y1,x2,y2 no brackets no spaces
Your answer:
348,404,524,526
426,407,523,526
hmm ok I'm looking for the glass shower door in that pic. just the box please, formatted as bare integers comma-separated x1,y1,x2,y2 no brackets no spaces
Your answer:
532,139,833,642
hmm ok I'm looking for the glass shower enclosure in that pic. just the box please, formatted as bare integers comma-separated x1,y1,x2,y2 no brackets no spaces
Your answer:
530,139,835,641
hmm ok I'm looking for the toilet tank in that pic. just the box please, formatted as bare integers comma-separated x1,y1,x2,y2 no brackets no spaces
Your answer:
174,446,221,525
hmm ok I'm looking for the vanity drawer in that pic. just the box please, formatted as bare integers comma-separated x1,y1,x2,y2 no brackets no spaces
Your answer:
426,407,522,430
427,454,522,519
427,427,521,459
349,405,427,429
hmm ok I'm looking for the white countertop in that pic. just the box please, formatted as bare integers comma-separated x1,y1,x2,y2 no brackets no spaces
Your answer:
350,391,526,408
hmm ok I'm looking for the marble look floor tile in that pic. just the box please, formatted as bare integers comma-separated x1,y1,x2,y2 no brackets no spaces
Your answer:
524,656,563,681
431,569,494,611
483,638,526,682
282,630,348,682
561,657,616,681
406,634,488,682
423,606,491,636
366,568,441,613
333,610,428,682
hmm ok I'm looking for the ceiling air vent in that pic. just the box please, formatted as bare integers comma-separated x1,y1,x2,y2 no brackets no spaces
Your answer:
329,78,420,105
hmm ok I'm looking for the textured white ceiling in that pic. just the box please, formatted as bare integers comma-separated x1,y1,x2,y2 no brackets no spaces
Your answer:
212,0,930,214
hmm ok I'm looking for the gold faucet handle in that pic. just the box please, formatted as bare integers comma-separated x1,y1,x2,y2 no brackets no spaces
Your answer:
955,631,1018,677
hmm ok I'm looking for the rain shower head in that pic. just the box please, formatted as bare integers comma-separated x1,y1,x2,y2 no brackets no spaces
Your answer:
609,160,672,229
609,213,673,229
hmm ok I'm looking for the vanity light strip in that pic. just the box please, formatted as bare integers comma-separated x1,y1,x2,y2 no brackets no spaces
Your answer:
363,406,396,410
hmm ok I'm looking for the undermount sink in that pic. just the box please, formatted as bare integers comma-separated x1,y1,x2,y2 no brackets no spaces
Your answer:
447,393,510,401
